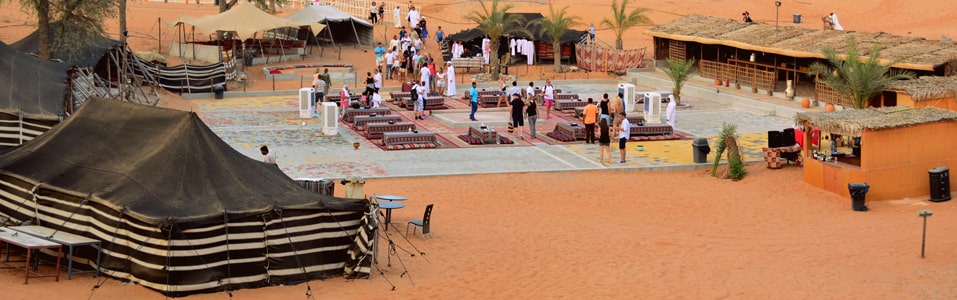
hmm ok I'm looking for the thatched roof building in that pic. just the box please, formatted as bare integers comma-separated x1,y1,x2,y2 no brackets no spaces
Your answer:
794,106,957,136
885,76,957,101
645,15,957,72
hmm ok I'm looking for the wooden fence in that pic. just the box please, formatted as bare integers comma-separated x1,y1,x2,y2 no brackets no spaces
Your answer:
699,60,776,92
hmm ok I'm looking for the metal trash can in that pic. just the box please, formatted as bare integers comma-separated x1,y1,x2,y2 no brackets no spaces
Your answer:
213,84,225,99
848,182,869,212
793,13,802,24
929,167,951,202
692,138,711,163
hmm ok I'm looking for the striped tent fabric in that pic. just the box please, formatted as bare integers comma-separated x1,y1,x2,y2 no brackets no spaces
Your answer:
0,112,58,149
0,41,68,150
0,98,370,297
575,45,646,72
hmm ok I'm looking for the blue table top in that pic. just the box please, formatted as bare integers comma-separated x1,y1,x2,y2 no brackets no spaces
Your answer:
376,194,408,201
379,202,405,209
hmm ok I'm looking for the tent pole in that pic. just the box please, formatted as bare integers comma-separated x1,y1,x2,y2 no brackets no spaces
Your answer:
351,19,360,47
158,18,162,54
328,26,337,49
18,110,23,145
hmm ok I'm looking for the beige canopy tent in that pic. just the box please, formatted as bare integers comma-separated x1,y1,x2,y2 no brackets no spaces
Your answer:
179,1,311,39
284,4,373,47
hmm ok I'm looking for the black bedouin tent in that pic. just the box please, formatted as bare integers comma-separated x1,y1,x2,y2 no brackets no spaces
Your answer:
11,22,121,68
445,13,587,61
0,98,374,297
0,41,66,149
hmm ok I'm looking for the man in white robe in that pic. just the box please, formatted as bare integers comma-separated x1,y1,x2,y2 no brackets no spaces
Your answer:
419,64,431,95
445,62,457,97
665,95,677,127
482,37,490,64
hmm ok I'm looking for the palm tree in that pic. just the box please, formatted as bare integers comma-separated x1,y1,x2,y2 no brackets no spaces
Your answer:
808,36,915,109
535,4,581,73
600,0,650,50
660,58,696,106
466,0,526,80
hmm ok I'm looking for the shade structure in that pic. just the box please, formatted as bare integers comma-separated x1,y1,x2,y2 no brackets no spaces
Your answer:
284,4,373,46
180,1,308,40
0,98,373,297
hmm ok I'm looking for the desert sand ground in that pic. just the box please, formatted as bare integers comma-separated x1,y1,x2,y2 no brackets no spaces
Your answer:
1,0,956,299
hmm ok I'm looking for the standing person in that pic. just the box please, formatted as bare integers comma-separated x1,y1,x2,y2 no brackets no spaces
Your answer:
370,2,378,24
543,79,555,119
589,23,596,44
339,84,351,116
598,119,611,165
319,68,331,98
666,94,677,128
830,13,844,30
399,26,407,39
742,11,753,23
371,89,382,108
526,92,538,139
610,92,623,125
419,62,431,95
445,62,457,97
413,81,426,120
525,81,535,100
496,76,507,107
384,48,395,80
374,42,386,69
397,49,408,81
510,93,525,139
389,35,400,55
407,7,420,28
373,68,383,91
378,4,385,24
599,93,611,124
582,98,598,144
393,5,402,28
468,81,478,121
426,57,437,91
261,145,277,165
364,72,375,96
616,112,631,163
312,72,326,110
435,26,444,47
435,66,446,96
508,81,521,99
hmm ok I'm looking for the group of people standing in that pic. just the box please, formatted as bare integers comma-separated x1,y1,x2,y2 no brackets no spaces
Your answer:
581,93,631,165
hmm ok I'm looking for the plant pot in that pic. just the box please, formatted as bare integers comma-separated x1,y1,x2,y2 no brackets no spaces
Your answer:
801,98,810,108
824,103,835,112
352,142,360,150
714,79,722,85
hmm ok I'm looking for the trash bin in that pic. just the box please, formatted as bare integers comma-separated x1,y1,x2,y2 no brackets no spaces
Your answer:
848,182,869,212
213,84,225,99
929,167,951,202
692,138,711,163
342,176,366,199
793,13,802,24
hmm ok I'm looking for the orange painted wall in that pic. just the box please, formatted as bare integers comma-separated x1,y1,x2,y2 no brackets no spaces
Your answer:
802,121,957,200
896,93,957,111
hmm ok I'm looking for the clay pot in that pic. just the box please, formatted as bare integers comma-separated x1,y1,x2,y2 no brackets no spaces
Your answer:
801,98,810,108
824,103,835,112
715,79,722,85
353,142,360,150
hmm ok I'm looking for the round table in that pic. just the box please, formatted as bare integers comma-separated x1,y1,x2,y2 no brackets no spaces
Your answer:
376,194,408,201
378,201,405,231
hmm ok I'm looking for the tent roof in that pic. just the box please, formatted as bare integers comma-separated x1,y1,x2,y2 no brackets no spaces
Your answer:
448,13,587,44
644,14,957,71
285,4,371,28
0,98,366,225
0,41,67,120
10,22,120,69
179,1,309,39
794,106,957,136
885,76,957,101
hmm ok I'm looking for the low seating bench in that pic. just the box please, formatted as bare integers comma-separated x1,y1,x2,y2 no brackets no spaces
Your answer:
326,94,363,104
555,123,586,140
469,125,499,144
366,122,416,139
630,124,673,136
342,108,391,122
400,96,446,109
627,115,646,126
554,99,587,112
451,57,485,73
353,115,403,131
382,131,437,146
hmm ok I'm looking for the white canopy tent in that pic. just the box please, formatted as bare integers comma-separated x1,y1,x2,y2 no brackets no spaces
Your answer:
181,0,312,39
284,4,373,47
